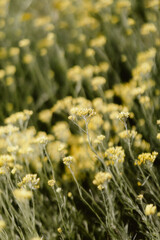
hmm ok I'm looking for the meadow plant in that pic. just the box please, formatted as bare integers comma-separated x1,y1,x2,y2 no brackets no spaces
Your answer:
0,0,160,239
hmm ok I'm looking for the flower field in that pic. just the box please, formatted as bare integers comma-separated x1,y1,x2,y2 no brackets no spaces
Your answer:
0,0,160,239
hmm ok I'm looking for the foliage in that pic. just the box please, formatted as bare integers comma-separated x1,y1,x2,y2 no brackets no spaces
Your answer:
0,0,160,239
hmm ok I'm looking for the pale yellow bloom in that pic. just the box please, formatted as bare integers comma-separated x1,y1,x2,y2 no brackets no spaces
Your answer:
63,156,73,166
90,35,107,47
57,227,62,233
93,171,112,187
48,179,56,187
0,220,6,231
144,204,156,215
91,76,106,90
68,192,72,198
5,65,16,75
9,47,20,57
38,109,52,124
137,194,143,200
135,152,158,165
140,23,156,35
23,54,33,64
19,39,30,47
117,111,130,121
13,189,32,201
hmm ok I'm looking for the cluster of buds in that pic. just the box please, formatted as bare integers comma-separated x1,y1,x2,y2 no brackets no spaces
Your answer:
0,154,15,168
94,135,105,144
0,125,19,136
105,146,125,165
63,156,74,166
5,110,33,125
91,76,106,91
69,107,96,119
93,171,112,190
135,151,158,166
119,129,137,139
18,174,40,190
117,111,130,122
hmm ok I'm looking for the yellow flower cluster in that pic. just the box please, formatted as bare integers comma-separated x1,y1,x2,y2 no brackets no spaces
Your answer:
140,23,156,35
33,136,50,145
18,174,40,190
5,110,33,125
119,130,137,139
0,154,15,167
63,156,74,166
135,152,158,166
91,76,106,90
117,111,130,121
13,189,32,201
105,146,125,165
93,171,112,190
90,35,106,47
94,135,105,144
70,107,96,119
0,124,19,136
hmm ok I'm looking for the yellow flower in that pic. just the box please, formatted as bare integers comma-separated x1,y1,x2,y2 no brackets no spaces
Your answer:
140,23,156,35
57,227,62,233
9,47,20,57
105,146,125,165
91,76,106,90
5,65,16,75
0,220,6,231
137,194,143,200
70,107,96,119
19,39,30,47
18,174,40,189
67,192,72,198
94,135,105,144
135,152,158,165
90,35,107,47
117,111,130,121
38,109,52,124
85,48,95,57
137,181,142,186
63,156,73,166
144,204,156,215
48,179,56,187
93,172,112,187
23,54,33,64
13,189,32,201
